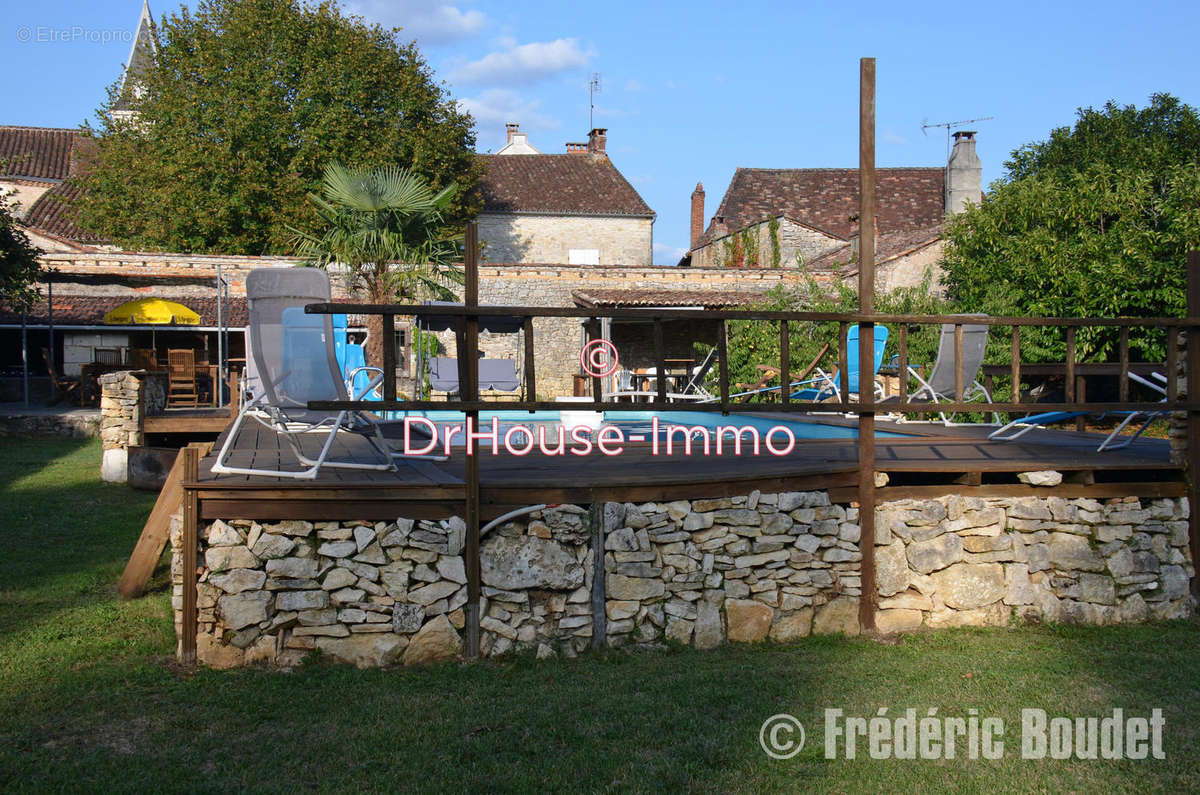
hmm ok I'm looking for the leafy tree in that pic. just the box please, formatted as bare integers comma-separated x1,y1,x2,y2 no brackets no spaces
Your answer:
942,94,1200,362
290,162,462,367
0,196,43,305
76,0,480,255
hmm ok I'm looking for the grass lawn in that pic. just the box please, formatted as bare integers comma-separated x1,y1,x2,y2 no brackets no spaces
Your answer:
1,437,1198,792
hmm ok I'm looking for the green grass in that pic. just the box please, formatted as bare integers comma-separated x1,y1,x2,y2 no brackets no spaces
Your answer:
1,438,1198,792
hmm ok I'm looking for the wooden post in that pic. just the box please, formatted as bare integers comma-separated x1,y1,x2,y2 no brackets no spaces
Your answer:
653,319,667,403
857,56,877,633
717,319,730,412
589,502,606,649
181,445,199,664
1187,251,1200,598
779,321,790,405
522,316,536,405
382,314,396,403
463,223,482,658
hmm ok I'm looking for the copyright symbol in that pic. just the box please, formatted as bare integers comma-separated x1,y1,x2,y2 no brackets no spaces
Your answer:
16,26,31,42
579,339,619,379
759,713,805,759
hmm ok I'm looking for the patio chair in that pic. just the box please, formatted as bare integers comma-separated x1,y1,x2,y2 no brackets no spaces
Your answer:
210,268,440,481
680,348,719,399
479,358,520,394
989,371,1167,451
790,324,890,402
94,348,123,366
167,349,199,407
128,348,158,371
41,348,81,406
880,317,997,424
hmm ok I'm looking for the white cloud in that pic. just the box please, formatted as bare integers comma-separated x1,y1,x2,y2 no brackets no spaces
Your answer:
451,38,591,85
459,89,559,134
883,130,910,145
624,78,644,92
347,1,485,44
654,242,688,265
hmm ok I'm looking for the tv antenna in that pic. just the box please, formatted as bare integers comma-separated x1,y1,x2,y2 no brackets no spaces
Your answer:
589,72,601,129
922,115,994,161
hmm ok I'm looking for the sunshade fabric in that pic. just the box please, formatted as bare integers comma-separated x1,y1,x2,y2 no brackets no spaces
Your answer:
103,298,201,325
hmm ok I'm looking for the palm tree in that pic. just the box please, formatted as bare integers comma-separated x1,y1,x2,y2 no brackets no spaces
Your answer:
290,162,462,368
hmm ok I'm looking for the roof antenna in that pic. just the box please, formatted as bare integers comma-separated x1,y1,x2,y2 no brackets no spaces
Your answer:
921,115,994,163
589,73,601,130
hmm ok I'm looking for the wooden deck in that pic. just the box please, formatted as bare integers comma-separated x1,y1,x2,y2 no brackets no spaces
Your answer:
189,415,1183,521
144,408,233,434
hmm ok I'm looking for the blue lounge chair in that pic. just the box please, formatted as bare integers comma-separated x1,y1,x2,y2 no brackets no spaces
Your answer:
989,372,1167,451
791,324,890,401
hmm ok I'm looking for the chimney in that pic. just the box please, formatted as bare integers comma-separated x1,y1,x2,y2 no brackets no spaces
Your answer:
506,122,519,143
945,130,982,216
566,142,588,154
588,127,607,156
690,182,705,249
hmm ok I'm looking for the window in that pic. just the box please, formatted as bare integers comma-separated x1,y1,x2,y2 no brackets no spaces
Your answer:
569,248,600,265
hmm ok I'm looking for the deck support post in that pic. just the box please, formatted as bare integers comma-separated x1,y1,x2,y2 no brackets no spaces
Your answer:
1187,251,1200,598
463,223,482,658
857,57,878,633
589,501,606,649
181,445,199,664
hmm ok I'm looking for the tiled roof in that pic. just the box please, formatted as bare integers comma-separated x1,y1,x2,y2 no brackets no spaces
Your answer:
0,126,87,181
696,167,945,248
25,181,104,244
0,294,249,328
477,154,655,217
572,288,759,308
806,225,943,272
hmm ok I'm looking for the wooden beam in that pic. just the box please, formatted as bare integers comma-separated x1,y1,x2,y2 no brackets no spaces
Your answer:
181,445,199,665
1187,251,1200,598
857,55,877,634
118,443,211,599
879,481,1187,501
463,222,482,658
589,503,606,650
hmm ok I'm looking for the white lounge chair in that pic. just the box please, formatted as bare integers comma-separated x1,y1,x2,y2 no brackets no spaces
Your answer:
211,268,438,481
882,317,998,424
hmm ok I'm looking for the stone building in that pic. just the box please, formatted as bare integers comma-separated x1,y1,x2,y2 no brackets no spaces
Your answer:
686,131,984,292
476,126,655,267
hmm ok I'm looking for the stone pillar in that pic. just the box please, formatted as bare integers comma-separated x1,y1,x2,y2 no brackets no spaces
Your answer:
99,370,145,483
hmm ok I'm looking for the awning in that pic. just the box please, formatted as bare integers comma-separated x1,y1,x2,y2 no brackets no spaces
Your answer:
103,298,201,326
415,300,523,333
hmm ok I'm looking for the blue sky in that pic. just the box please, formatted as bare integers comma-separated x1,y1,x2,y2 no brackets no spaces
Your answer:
3,0,1199,264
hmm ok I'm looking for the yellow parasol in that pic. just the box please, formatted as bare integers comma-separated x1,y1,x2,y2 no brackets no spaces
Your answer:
103,298,201,326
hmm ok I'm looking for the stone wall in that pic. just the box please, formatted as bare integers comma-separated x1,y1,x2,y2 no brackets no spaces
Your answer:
477,213,653,267
98,370,145,483
874,495,1194,631
175,487,1193,669
0,407,99,438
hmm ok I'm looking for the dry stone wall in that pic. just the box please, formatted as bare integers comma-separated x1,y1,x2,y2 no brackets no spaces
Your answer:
874,495,1194,631
172,490,1194,669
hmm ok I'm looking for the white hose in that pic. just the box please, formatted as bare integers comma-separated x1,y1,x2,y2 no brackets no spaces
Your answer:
480,503,554,537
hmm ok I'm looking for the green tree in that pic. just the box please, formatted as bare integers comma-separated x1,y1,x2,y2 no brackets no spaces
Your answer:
942,93,1200,362
0,196,43,305
290,162,462,367
76,0,480,255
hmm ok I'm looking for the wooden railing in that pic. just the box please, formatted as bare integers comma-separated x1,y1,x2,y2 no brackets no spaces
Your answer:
305,303,1200,418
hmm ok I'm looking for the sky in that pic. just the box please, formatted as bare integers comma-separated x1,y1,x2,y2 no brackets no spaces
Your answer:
3,0,1199,265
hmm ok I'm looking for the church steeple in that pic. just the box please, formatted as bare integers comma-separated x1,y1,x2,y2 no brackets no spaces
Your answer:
112,1,156,122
